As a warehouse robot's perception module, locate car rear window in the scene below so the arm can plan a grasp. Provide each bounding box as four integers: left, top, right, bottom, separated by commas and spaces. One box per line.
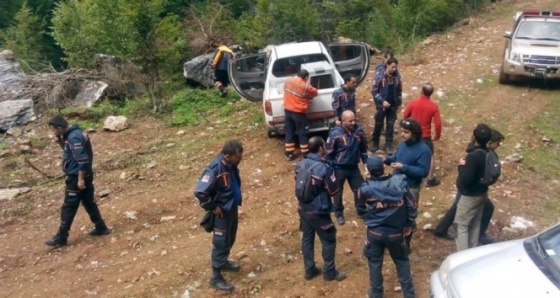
271, 54, 330, 77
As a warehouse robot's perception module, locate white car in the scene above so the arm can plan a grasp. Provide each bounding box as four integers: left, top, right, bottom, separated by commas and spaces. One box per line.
228, 41, 370, 138
430, 222, 560, 298
499, 10, 560, 84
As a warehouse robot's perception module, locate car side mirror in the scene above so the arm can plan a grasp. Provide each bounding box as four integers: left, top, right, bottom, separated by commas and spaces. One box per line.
503, 31, 512, 39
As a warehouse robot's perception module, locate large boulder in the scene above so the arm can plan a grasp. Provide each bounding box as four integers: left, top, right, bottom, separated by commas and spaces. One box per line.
0, 50, 26, 102
0, 99, 35, 132
183, 45, 243, 88
74, 80, 109, 108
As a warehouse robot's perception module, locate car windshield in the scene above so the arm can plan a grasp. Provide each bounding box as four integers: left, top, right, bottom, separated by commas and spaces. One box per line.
515, 21, 560, 41
537, 223, 560, 268
271, 54, 330, 77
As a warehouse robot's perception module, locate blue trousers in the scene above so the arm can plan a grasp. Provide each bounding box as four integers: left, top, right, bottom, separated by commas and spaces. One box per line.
299, 208, 337, 277
211, 206, 238, 269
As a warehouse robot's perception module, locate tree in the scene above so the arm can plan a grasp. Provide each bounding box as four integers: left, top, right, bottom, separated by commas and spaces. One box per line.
0, 1, 46, 72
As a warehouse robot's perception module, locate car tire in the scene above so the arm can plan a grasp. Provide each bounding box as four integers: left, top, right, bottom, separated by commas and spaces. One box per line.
267, 128, 277, 139
498, 68, 510, 85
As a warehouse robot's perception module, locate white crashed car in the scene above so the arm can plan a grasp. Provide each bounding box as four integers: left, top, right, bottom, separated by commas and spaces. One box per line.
430, 221, 560, 298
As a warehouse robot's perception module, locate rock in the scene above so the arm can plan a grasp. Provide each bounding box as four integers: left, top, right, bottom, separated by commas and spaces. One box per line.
435, 90, 445, 99
259, 240, 267, 246
146, 162, 157, 169
160, 250, 168, 256
505, 153, 523, 162
0, 187, 31, 201
542, 136, 553, 143
342, 248, 352, 255
476, 78, 483, 84
421, 36, 437, 46
86, 128, 97, 133
160, 216, 176, 222
180, 289, 190, 298
19, 145, 31, 154
98, 190, 110, 198
423, 224, 433, 230
176, 130, 185, 135
183, 53, 222, 88
394, 286, 402, 292
0, 99, 35, 132
248, 271, 257, 278
6, 127, 23, 137
103, 116, 128, 132
423, 212, 432, 219
120, 172, 126, 180
124, 211, 137, 220
0, 50, 26, 102
74, 80, 108, 108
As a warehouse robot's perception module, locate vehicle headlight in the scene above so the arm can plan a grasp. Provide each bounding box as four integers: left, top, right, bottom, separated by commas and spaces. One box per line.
438, 258, 451, 288
509, 52, 520, 62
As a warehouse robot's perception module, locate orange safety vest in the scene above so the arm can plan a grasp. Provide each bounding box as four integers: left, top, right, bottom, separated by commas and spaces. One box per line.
283, 76, 318, 113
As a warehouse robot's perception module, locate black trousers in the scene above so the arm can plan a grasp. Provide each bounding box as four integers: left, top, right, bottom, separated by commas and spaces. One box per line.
299, 208, 337, 276
211, 206, 239, 269
332, 165, 366, 218
434, 192, 494, 236
58, 175, 106, 238
284, 110, 310, 155
372, 107, 397, 145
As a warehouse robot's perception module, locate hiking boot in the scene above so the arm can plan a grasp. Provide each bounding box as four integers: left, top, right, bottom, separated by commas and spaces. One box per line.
44, 235, 68, 247
222, 260, 240, 272
433, 230, 454, 241
304, 266, 321, 280
209, 275, 233, 292
371, 142, 379, 152
89, 227, 110, 236
385, 142, 393, 155
479, 234, 495, 245
336, 216, 345, 225
324, 270, 346, 282
426, 177, 441, 187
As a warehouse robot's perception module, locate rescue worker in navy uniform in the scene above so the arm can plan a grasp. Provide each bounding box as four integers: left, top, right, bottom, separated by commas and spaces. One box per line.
194, 140, 244, 292
331, 74, 358, 125
45, 115, 109, 247
326, 110, 369, 225
211, 38, 236, 97
296, 136, 346, 282
283, 69, 319, 160
371, 57, 403, 154
360, 155, 417, 298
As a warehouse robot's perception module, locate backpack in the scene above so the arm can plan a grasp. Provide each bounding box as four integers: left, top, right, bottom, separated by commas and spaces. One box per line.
476, 149, 501, 186
295, 161, 322, 203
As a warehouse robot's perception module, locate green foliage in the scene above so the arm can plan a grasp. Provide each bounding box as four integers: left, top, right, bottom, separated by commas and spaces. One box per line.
0, 140, 9, 151
0, 1, 46, 72
168, 89, 242, 126
394, 0, 464, 38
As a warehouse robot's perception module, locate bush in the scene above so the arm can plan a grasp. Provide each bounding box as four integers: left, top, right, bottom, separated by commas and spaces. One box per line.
168, 88, 240, 126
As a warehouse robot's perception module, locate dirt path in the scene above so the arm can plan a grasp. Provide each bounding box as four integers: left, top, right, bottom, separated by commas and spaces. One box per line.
2, 0, 560, 297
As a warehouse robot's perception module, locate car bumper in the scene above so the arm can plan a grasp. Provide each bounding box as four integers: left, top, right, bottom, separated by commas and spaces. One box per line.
502, 59, 560, 78
430, 271, 445, 298
266, 112, 335, 135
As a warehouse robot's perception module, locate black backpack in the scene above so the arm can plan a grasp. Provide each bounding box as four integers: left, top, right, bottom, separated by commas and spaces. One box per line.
295, 161, 322, 203
476, 149, 501, 186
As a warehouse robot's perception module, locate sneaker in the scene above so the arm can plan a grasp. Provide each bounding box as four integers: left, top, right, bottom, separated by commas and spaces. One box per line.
304, 266, 321, 280
324, 270, 346, 282
433, 230, 454, 241
426, 177, 441, 187
336, 216, 345, 225
89, 227, 110, 236
479, 234, 495, 245
44, 235, 68, 247
222, 260, 240, 272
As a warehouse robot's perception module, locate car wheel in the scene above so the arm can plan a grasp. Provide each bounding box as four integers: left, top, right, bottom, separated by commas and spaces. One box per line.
498, 67, 510, 85
267, 128, 277, 138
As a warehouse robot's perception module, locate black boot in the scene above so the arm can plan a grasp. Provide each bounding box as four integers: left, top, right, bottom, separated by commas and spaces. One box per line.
385, 141, 393, 155
89, 226, 110, 236
222, 260, 240, 272
209, 267, 233, 292
44, 234, 67, 247
371, 141, 379, 152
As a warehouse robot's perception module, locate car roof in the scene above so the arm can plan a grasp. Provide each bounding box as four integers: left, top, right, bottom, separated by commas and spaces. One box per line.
272, 42, 325, 59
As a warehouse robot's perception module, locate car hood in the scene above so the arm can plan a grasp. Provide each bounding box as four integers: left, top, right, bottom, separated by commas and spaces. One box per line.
447, 239, 559, 297
513, 39, 560, 56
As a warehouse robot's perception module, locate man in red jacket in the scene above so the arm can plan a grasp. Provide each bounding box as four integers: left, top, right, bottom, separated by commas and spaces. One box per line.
403, 83, 442, 187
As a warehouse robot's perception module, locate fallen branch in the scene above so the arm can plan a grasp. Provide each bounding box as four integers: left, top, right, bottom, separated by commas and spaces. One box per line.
24, 157, 58, 179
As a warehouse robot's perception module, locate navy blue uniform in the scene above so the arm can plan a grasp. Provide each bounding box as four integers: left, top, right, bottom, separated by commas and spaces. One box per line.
58, 124, 106, 239
194, 153, 242, 269
326, 125, 368, 218
359, 174, 417, 298
371, 69, 403, 148
331, 85, 356, 122
295, 153, 340, 277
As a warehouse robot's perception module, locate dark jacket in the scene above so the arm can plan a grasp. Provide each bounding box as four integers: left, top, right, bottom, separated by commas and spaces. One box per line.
62, 124, 93, 176
371, 66, 402, 109
456, 144, 488, 196
331, 85, 356, 121
295, 153, 339, 214
194, 153, 242, 212
374, 62, 401, 78
360, 174, 417, 234
325, 125, 368, 167
384, 139, 431, 187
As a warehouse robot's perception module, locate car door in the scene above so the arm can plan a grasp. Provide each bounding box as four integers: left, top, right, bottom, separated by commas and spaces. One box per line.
228, 53, 266, 102
328, 43, 370, 85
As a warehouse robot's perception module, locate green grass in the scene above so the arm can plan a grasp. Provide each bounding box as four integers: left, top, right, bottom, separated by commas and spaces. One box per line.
0, 140, 9, 151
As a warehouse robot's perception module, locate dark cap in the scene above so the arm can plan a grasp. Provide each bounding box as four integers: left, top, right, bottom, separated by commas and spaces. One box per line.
48, 115, 68, 128
366, 156, 384, 175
